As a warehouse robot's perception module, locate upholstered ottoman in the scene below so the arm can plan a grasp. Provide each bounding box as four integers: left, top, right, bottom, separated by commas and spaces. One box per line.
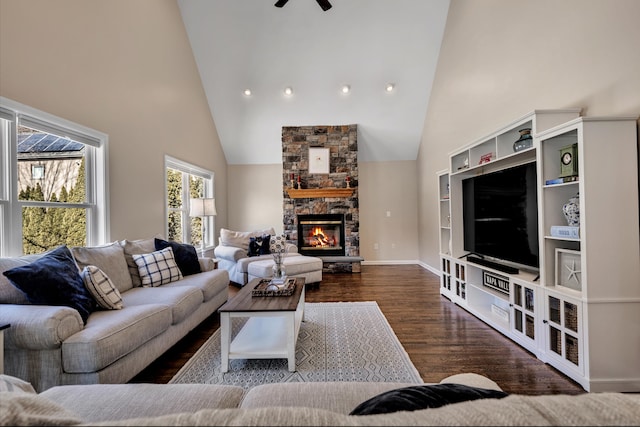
248, 255, 323, 287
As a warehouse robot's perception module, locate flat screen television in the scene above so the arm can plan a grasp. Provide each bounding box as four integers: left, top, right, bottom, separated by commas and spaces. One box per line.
462, 162, 539, 271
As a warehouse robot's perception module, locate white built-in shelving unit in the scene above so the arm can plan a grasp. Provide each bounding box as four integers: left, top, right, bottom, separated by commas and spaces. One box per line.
437, 110, 640, 392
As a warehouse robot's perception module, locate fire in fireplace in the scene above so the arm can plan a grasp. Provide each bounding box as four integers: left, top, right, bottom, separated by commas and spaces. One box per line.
297, 214, 345, 257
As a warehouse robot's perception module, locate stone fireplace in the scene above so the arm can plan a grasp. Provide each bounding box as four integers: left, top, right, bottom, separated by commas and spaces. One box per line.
281, 125, 361, 272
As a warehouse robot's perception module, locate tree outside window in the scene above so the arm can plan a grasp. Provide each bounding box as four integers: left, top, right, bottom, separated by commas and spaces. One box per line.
18, 126, 88, 254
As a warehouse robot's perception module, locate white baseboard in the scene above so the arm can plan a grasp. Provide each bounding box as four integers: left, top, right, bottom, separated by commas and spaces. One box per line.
361, 260, 440, 276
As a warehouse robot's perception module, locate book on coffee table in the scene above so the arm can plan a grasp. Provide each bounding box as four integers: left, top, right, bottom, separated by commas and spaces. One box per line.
251, 278, 297, 297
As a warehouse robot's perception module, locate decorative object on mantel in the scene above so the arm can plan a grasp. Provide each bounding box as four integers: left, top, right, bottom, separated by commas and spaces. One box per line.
287, 187, 354, 199
296, 174, 301, 189
289, 173, 295, 189
562, 193, 580, 227
513, 128, 533, 152
269, 234, 288, 284
346, 175, 351, 188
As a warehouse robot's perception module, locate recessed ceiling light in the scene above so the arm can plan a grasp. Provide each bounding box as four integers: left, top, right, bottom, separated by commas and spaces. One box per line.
284, 86, 293, 96
243, 89, 252, 96
385, 83, 395, 92
341, 84, 350, 94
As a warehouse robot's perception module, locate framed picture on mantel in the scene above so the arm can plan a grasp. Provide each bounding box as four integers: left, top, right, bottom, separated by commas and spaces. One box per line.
309, 147, 329, 174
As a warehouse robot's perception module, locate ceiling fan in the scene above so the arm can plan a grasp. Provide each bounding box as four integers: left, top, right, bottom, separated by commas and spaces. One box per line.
274, 0, 333, 12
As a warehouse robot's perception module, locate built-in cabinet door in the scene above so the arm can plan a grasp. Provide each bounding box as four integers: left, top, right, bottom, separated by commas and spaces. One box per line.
510, 280, 539, 353
544, 293, 584, 375
440, 256, 453, 298
453, 262, 467, 305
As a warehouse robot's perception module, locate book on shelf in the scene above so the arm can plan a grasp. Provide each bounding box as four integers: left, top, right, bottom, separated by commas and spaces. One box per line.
545, 176, 579, 185
550, 225, 580, 239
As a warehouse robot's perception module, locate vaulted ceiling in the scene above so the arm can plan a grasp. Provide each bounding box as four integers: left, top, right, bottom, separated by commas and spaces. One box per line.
178, 0, 450, 165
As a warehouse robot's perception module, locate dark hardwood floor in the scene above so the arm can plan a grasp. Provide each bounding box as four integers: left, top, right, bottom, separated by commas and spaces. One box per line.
131, 264, 585, 396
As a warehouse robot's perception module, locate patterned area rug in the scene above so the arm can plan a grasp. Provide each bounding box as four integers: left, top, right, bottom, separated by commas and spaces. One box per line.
169, 301, 423, 390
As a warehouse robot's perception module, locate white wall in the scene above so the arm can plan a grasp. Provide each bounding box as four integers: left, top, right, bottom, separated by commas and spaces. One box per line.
226, 164, 284, 234
359, 161, 419, 262
0, 0, 228, 242
418, 0, 640, 270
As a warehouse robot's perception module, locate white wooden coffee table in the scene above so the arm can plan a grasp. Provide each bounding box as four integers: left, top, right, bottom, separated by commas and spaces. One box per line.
218, 277, 305, 372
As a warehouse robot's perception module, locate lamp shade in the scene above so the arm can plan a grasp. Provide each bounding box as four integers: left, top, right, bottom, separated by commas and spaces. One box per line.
189, 198, 217, 217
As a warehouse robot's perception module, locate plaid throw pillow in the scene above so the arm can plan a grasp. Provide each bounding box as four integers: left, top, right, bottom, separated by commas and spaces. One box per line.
132, 247, 183, 287
81, 265, 124, 310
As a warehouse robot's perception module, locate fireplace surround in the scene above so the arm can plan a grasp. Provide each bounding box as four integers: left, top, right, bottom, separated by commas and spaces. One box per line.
281, 125, 362, 272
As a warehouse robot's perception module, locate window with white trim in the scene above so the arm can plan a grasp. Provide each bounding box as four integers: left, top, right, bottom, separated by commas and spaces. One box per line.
0, 97, 108, 257
164, 155, 214, 253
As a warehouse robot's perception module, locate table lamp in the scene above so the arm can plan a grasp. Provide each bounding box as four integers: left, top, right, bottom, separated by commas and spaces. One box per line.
189, 198, 217, 255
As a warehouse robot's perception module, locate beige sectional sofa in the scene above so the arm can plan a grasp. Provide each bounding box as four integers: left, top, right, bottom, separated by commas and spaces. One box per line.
2, 373, 639, 426
0, 236, 229, 392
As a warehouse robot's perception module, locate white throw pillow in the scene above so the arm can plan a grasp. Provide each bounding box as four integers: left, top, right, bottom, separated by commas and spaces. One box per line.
81, 265, 124, 310
132, 246, 183, 287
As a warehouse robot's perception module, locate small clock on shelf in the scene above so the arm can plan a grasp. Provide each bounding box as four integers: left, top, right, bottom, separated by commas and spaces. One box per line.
559, 143, 579, 178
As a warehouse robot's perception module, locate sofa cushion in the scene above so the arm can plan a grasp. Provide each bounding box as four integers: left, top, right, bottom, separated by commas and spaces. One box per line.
3, 245, 95, 324
61, 304, 172, 373
133, 247, 183, 287
119, 237, 159, 287
163, 268, 229, 302
121, 285, 203, 325
0, 253, 45, 304
0, 392, 83, 426
349, 383, 508, 415
220, 227, 276, 251
81, 265, 124, 310
241, 382, 420, 414
41, 383, 246, 423
154, 238, 201, 276
72, 242, 134, 293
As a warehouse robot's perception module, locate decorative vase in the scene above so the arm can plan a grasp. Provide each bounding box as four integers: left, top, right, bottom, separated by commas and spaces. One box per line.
562, 193, 580, 226
272, 261, 286, 284
513, 128, 533, 152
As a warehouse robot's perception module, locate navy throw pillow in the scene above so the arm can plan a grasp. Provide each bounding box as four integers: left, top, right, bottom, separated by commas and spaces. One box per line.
248, 234, 271, 257
349, 383, 508, 415
2, 245, 95, 324
154, 238, 201, 276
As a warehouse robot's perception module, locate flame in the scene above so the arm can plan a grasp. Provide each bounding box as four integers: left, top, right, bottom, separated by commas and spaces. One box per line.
310, 226, 334, 247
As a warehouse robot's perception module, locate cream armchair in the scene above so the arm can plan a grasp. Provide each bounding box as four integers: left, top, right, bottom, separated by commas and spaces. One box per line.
214, 228, 299, 286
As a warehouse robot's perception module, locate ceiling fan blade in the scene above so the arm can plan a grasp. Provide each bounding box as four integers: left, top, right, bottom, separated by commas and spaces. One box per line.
316, 0, 332, 11
274, 0, 289, 7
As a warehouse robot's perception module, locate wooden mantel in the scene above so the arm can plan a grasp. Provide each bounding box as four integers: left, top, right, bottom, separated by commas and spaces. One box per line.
286, 187, 354, 199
